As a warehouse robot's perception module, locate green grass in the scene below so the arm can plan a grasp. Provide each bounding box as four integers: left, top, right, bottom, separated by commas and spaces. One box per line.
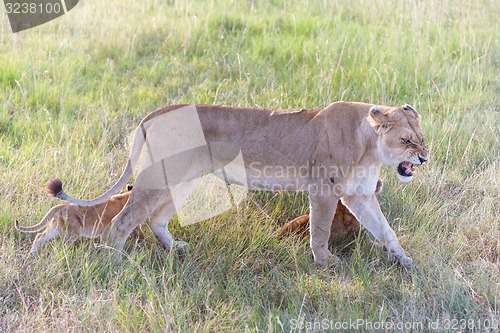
1, 0, 499, 331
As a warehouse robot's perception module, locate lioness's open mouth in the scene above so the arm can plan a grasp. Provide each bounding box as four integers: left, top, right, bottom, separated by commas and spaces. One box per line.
397, 161, 414, 178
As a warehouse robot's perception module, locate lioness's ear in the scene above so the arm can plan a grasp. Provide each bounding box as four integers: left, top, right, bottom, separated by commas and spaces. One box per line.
367, 107, 390, 134
368, 107, 386, 124
403, 104, 421, 123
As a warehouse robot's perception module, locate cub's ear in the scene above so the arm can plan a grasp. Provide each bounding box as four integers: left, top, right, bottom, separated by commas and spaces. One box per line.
403, 104, 421, 123
367, 107, 390, 134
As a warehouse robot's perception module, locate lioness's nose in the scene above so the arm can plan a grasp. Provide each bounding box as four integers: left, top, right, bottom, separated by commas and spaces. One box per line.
418, 155, 428, 164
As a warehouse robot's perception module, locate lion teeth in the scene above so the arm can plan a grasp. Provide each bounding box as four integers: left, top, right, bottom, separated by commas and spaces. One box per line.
404, 162, 413, 175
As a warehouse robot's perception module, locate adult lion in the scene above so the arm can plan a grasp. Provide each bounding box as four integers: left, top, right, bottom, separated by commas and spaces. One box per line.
47, 102, 428, 266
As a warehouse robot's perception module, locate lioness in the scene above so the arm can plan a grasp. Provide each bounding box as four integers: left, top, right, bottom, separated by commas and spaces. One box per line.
279, 179, 383, 242
47, 102, 428, 266
16, 184, 142, 254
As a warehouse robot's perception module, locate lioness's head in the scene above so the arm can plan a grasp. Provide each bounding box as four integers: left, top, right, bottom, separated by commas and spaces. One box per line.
368, 104, 429, 183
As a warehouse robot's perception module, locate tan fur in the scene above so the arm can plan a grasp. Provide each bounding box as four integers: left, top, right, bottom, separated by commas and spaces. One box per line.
49, 102, 428, 266
16, 187, 142, 254
279, 179, 383, 242
279, 203, 360, 242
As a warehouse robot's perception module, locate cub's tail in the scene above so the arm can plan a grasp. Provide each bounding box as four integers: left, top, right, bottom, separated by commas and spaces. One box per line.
15, 207, 56, 233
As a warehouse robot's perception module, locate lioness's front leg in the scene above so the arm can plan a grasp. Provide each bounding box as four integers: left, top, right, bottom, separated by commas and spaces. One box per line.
341, 194, 413, 266
309, 192, 338, 266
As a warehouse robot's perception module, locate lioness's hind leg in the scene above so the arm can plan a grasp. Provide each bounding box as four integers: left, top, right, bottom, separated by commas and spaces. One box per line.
148, 183, 196, 252
149, 199, 187, 251
106, 189, 166, 251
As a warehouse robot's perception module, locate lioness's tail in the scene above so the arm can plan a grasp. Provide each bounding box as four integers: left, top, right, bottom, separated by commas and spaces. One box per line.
46, 123, 145, 207
15, 208, 56, 233
278, 214, 310, 238
45, 160, 133, 207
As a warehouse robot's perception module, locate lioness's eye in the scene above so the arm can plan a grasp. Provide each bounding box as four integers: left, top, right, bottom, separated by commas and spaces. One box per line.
401, 138, 412, 145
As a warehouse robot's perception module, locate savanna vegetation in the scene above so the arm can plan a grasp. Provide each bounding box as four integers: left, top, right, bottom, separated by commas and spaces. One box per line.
0, 0, 498, 331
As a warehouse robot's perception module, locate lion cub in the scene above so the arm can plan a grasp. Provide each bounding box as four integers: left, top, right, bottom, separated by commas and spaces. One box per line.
279, 179, 383, 243
16, 184, 142, 254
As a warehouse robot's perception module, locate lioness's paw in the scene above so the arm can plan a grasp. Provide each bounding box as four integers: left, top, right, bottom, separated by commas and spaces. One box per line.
314, 254, 342, 267
174, 241, 190, 254
313, 249, 341, 267
391, 252, 414, 267
400, 255, 414, 267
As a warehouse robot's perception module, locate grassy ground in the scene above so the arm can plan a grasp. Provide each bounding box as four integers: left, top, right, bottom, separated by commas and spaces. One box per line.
1, 0, 499, 331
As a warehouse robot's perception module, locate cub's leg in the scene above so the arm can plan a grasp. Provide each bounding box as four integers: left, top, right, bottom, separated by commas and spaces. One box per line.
64, 232, 80, 248
308, 192, 338, 266
341, 194, 413, 266
30, 225, 61, 255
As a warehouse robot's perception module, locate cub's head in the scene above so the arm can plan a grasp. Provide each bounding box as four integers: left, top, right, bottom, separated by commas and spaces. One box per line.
368, 104, 429, 183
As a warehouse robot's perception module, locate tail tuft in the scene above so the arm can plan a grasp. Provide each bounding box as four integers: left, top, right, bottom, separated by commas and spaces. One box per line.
15, 220, 20, 230
45, 178, 63, 197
